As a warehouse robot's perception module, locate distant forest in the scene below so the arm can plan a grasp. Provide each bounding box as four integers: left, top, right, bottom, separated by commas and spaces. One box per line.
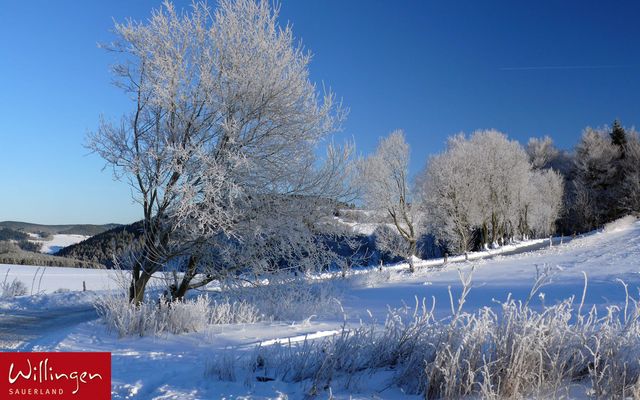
55, 221, 145, 268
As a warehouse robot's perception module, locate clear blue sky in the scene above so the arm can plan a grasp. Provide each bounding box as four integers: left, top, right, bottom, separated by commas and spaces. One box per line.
1, 0, 639, 224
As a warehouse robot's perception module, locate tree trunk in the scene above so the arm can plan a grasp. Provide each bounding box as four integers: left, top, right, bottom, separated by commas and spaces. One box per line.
482, 222, 488, 249
129, 270, 152, 305
171, 255, 199, 301
407, 239, 417, 273
491, 213, 498, 246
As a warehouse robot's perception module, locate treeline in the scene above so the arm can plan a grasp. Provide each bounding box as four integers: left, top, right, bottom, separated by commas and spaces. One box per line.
359, 121, 640, 260
418, 130, 563, 254
0, 241, 101, 268
558, 121, 640, 233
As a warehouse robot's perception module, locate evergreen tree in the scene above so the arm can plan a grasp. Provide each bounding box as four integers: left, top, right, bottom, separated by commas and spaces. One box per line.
572, 128, 618, 230
610, 120, 627, 152
619, 131, 640, 214
609, 120, 629, 217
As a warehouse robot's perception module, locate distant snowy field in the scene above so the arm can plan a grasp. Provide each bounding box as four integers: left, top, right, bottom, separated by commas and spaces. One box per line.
1, 217, 640, 399
28, 233, 89, 254
0, 264, 120, 296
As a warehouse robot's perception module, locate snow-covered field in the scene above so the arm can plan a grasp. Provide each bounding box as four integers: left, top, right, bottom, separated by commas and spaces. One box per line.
28, 233, 89, 254
1, 217, 640, 399
0, 264, 120, 297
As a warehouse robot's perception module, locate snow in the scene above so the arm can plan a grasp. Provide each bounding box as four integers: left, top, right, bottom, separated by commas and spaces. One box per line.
29, 233, 89, 254
1, 219, 640, 398
0, 264, 122, 298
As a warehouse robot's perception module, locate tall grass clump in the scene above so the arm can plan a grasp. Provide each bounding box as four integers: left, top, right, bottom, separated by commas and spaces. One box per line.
1, 269, 28, 298
95, 294, 261, 337
208, 272, 640, 399
1, 276, 28, 298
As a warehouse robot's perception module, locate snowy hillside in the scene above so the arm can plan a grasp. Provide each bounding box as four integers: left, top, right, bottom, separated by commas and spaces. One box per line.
1, 217, 639, 398
28, 233, 89, 254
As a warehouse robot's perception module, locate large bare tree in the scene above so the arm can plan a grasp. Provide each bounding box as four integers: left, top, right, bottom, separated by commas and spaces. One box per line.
90, 0, 352, 303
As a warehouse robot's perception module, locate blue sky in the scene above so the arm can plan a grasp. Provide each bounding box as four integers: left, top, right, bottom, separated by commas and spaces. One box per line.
1, 1, 639, 224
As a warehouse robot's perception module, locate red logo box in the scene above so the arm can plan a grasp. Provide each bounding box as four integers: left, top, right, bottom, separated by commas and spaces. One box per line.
0, 352, 110, 399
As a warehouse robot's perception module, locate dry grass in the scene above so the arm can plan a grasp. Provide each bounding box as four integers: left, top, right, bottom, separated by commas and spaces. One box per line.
208, 271, 640, 399
95, 295, 261, 337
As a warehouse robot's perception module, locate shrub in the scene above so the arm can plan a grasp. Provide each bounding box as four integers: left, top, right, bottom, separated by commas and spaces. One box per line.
1, 278, 28, 298
95, 294, 261, 337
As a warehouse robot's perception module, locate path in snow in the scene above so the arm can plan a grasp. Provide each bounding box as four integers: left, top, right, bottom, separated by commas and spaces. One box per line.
0, 305, 97, 350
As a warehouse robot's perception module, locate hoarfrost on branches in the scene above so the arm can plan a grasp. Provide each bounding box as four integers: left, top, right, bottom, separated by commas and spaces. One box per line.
358, 130, 420, 271
90, 0, 354, 302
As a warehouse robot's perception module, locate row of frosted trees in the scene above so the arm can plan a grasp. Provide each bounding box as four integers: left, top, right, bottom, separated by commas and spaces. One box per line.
359, 122, 640, 262
359, 130, 564, 259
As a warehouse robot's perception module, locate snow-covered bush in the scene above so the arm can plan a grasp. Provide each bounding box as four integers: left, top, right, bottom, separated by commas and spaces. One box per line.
208, 299, 263, 325
209, 278, 640, 398
1, 277, 27, 298
94, 294, 260, 337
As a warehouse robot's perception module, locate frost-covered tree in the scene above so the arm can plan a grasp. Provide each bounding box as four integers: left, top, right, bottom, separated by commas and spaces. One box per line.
526, 136, 574, 175
358, 130, 419, 271
525, 169, 564, 237
90, 0, 353, 303
571, 127, 619, 230
468, 130, 531, 246
527, 136, 559, 170
418, 130, 563, 253
416, 135, 481, 253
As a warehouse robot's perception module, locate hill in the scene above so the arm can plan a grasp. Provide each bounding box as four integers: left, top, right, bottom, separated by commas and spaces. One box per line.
55, 221, 144, 267
0, 221, 121, 237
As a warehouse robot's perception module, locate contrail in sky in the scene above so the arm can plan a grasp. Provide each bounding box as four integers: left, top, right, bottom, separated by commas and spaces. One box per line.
499, 64, 635, 71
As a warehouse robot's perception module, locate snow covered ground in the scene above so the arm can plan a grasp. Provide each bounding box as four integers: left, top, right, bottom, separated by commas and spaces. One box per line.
1, 217, 640, 399
28, 233, 89, 254
0, 264, 121, 297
